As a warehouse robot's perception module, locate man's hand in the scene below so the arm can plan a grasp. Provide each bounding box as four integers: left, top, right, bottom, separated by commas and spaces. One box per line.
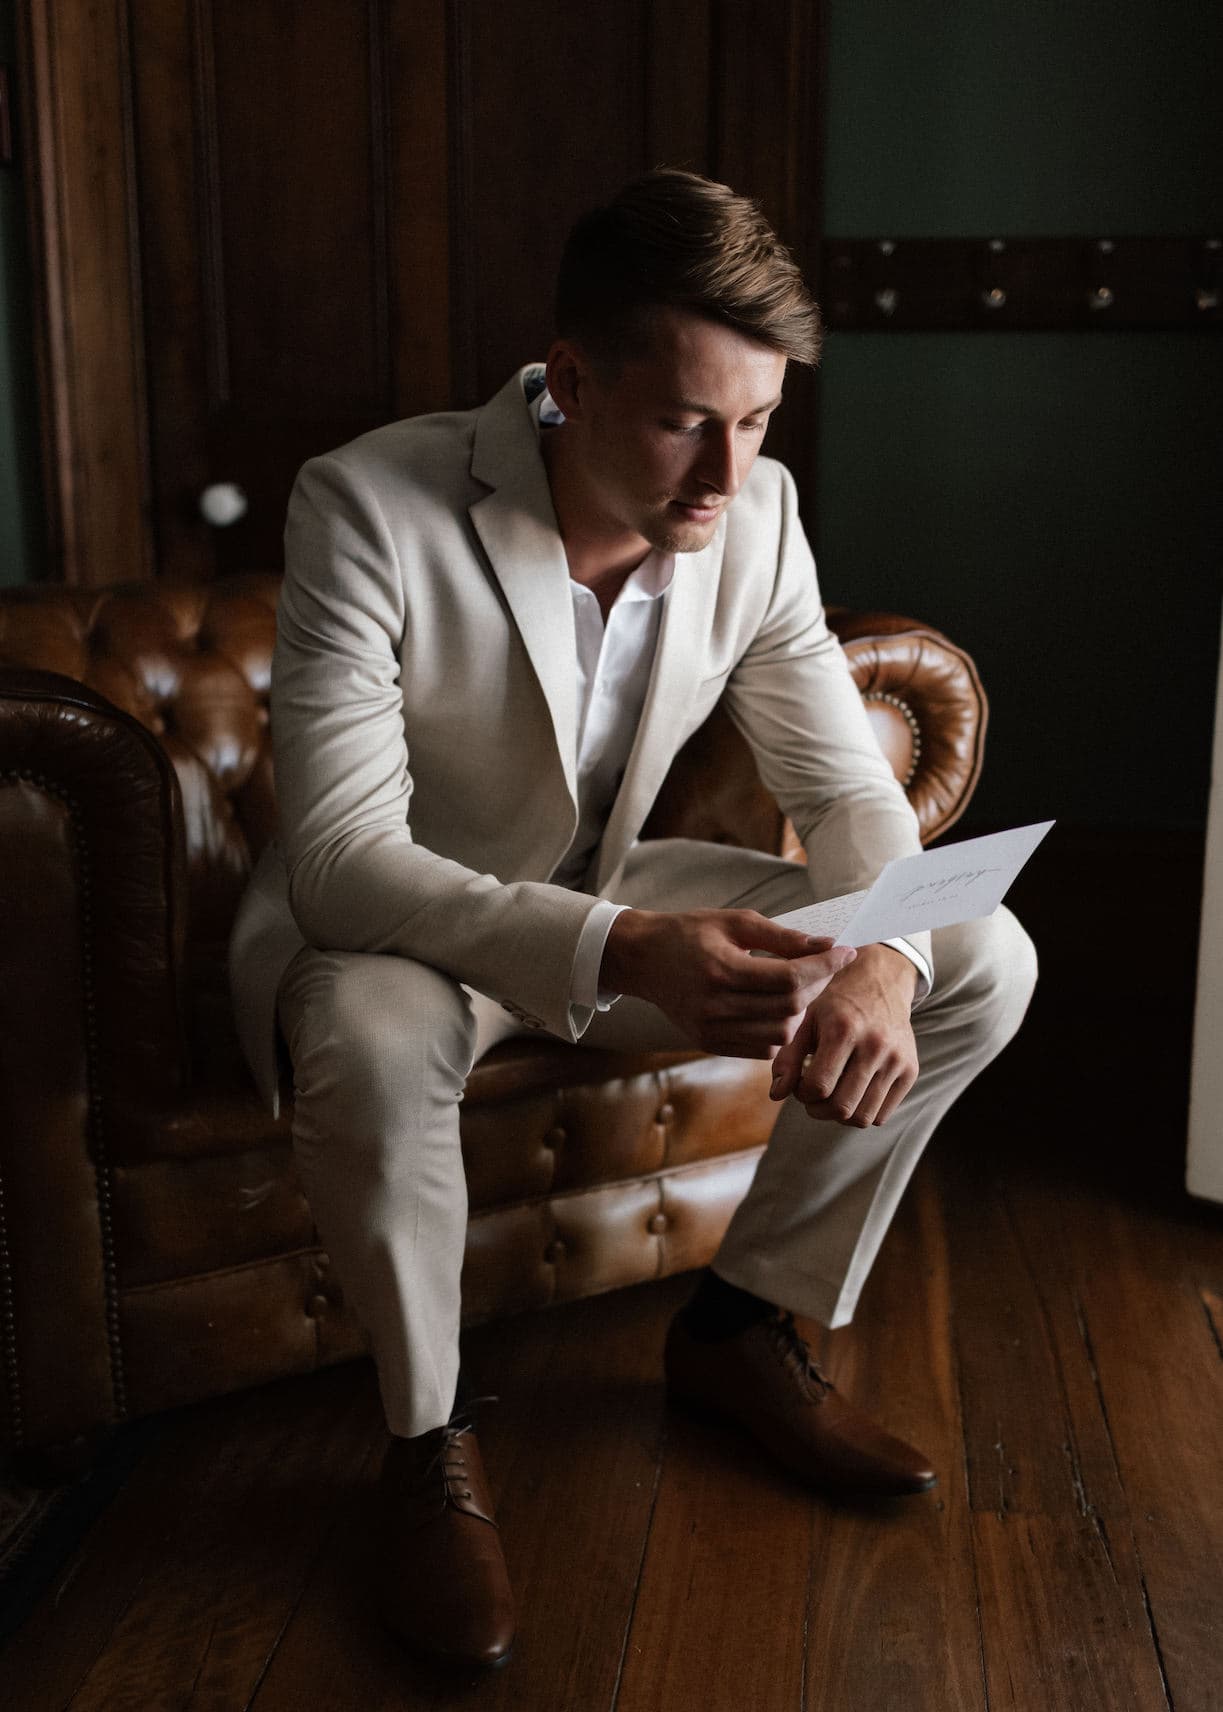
769, 944, 919, 1127
600, 908, 857, 1059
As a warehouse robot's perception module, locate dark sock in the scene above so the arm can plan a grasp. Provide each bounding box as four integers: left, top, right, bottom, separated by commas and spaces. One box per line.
682, 1269, 773, 1341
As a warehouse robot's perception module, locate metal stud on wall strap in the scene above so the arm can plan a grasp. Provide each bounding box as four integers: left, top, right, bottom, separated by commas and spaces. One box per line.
823, 235, 1223, 331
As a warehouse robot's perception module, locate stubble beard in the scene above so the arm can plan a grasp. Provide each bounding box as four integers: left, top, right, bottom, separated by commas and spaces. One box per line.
645, 508, 724, 557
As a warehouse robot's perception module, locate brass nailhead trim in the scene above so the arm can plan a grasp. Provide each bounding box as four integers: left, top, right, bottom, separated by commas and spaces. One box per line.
861, 692, 923, 790
0, 767, 129, 1446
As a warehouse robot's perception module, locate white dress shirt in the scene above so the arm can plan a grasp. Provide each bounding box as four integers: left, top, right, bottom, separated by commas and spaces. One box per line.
528, 381, 930, 1014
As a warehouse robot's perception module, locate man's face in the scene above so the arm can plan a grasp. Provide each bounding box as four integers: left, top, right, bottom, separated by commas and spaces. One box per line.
555, 308, 787, 556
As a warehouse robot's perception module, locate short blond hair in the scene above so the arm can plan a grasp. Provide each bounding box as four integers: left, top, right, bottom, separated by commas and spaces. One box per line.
555, 169, 822, 367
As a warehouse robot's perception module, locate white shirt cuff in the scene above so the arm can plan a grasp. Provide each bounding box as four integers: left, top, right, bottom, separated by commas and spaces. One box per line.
570, 900, 630, 1014
881, 937, 931, 1002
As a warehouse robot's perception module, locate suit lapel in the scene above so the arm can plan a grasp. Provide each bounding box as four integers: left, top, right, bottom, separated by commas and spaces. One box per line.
593, 531, 724, 892
469, 370, 579, 805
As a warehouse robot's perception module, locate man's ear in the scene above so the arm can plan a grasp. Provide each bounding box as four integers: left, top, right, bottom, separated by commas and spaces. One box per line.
544, 339, 591, 422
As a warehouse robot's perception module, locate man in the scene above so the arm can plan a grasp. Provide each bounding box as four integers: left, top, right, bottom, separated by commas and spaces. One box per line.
230, 170, 1036, 1671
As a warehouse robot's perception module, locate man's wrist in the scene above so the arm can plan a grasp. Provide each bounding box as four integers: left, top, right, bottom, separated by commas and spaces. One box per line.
599, 907, 655, 998
838, 940, 919, 1004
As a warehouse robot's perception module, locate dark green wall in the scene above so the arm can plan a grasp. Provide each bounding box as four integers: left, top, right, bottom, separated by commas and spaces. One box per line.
0, 0, 42, 586
816, 0, 1223, 827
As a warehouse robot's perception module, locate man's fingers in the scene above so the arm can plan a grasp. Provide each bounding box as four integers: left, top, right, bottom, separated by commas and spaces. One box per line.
797, 1034, 855, 1104
813, 1062, 890, 1127
768, 1026, 811, 1099
730, 912, 840, 961
725, 942, 856, 995
703, 1020, 805, 1058
800, 1054, 918, 1126
709, 988, 819, 1023
874, 1064, 918, 1126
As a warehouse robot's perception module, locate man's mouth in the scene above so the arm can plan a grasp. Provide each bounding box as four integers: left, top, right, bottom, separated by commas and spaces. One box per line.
670, 500, 721, 523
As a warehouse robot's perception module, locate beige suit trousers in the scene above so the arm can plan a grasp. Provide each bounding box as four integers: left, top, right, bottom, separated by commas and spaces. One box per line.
276, 839, 1036, 1437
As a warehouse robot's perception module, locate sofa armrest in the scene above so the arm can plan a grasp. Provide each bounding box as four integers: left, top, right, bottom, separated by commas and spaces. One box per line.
826, 608, 988, 844
0, 667, 189, 1450
644, 608, 988, 853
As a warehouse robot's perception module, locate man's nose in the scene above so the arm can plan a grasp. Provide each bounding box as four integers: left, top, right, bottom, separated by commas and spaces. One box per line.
696, 427, 740, 497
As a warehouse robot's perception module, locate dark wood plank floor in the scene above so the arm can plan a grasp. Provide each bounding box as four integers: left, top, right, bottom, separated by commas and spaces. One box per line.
2, 828, 1220, 1710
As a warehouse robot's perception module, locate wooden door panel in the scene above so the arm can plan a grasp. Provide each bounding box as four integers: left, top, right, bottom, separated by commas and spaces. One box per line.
24, 0, 825, 585
135, 0, 413, 576
456, 0, 653, 401
212, 0, 382, 415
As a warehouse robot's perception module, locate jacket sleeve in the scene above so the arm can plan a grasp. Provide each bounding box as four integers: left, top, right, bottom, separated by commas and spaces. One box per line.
718, 463, 933, 983
272, 451, 603, 1039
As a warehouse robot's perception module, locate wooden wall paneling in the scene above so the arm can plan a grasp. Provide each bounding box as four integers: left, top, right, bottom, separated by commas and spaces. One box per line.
19, 0, 153, 586
209, 1, 381, 417
203, 0, 381, 576
23, 0, 832, 584
643, 0, 713, 173
460, 0, 653, 402
128, 0, 215, 585
709, 0, 825, 514
386, 1, 452, 418
442, 0, 477, 409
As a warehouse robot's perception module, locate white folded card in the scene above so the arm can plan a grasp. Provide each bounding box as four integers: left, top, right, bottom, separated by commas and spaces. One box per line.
772, 821, 1054, 946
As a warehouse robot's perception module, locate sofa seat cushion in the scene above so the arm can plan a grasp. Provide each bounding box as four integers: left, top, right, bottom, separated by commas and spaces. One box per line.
112, 1040, 779, 1289
461, 1040, 777, 1211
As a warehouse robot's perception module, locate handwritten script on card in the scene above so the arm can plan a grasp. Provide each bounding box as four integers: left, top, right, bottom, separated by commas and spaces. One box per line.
772, 821, 1054, 947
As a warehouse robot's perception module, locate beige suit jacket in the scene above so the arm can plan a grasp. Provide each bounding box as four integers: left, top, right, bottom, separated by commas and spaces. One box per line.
229, 366, 927, 1112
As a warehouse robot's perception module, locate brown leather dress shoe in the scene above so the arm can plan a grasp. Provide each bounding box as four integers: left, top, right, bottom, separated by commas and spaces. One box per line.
664, 1305, 937, 1497
375, 1410, 515, 1669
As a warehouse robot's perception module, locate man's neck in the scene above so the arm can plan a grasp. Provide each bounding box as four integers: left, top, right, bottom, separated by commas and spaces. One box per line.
541, 426, 649, 619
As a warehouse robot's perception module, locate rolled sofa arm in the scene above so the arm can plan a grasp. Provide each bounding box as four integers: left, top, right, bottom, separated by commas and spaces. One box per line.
827, 608, 988, 844
0, 668, 189, 1452
643, 609, 988, 853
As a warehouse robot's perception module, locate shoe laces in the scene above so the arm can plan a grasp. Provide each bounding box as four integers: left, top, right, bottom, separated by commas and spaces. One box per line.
764, 1311, 834, 1401
424, 1394, 498, 1502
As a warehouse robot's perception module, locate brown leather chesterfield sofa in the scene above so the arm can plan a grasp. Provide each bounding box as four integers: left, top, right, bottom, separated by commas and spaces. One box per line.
0, 575, 986, 1459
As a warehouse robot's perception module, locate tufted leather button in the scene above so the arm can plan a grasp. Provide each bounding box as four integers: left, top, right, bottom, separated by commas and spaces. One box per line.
655, 1103, 675, 1124
543, 1126, 566, 1149
648, 1213, 669, 1235
315, 1252, 330, 1271
544, 1240, 566, 1265
307, 1293, 330, 1318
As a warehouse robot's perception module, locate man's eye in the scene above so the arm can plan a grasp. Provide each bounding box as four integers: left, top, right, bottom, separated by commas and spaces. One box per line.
663, 420, 701, 433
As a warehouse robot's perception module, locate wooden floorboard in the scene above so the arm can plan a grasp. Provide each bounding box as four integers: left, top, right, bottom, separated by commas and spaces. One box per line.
972, 1511, 1170, 1712
612, 1399, 813, 1712
801, 1171, 986, 1712
1046, 1201, 1223, 1712
0, 1363, 376, 1712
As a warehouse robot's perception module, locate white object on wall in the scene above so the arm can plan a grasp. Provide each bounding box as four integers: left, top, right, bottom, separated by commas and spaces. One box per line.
1187, 604, 1223, 1204
198, 482, 248, 527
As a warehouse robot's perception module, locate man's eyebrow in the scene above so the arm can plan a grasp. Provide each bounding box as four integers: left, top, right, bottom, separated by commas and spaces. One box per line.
668, 395, 784, 417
